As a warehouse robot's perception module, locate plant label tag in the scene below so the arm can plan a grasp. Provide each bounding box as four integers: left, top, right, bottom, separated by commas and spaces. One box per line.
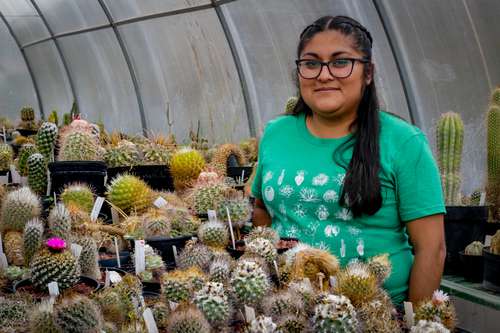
172, 245, 178, 259
111, 208, 120, 224
0, 253, 8, 269
153, 196, 168, 208
207, 209, 217, 222
1, 127, 5, 143
70, 243, 83, 259
404, 301, 414, 327
109, 270, 122, 284
0, 174, 8, 185
480, 192, 486, 206
139, 295, 145, 308
169, 301, 178, 311
9, 165, 21, 184
46, 169, 51, 196
90, 196, 105, 222
135, 240, 146, 274
303, 278, 312, 289
104, 270, 110, 288
114, 237, 121, 268
485, 235, 492, 247
329, 276, 337, 290
226, 207, 236, 249
143, 308, 159, 333
48, 281, 60, 297
244, 305, 256, 322
273, 260, 279, 277
0, 233, 3, 254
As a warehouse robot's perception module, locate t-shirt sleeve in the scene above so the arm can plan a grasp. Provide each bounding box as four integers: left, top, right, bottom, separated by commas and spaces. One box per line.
251, 135, 265, 200
394, 133, 446, 222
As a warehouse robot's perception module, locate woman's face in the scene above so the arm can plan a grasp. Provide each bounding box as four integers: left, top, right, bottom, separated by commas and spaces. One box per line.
298, 29, 371, 120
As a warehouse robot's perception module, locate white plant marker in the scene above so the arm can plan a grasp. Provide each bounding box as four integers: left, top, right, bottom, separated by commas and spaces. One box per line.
226, 207, 236, 249
10, 165, 20, 184
48, 281, 60, 300
70, 243, 83, 259
172, 245, 178, 261
329, 276, 337, 290
0, 173, 7, 185
0, 253, 8, 269
114, 237, 121, 268
404, 301, 414, 327
109, 271, 122, 284
90, 196, 105, 222
2, 127, 6, 143
273, 260, 279, 278
111, 208, 120, 224
104, 270, 111, 288
480, 192, 486, 206
207, 209, 217, 222
169, 301, 178, 311
485, 235, 492, 247
46, 169, 51, 196
143, 308, 159, 333
153, 196, 168, 208
244, 305, 256, 322
135, 240, 146, 274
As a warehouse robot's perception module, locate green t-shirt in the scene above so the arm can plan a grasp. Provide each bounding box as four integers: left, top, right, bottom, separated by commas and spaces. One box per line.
251, 111, 445, 304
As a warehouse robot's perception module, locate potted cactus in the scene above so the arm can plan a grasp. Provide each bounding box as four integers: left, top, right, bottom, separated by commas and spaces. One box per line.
436, 112, 488, 274
483, 230, 500, 291
486, 86, 500, 225
459, 241, 484, 282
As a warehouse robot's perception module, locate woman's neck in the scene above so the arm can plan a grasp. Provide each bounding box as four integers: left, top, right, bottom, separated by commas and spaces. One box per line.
306, 111, 356, 139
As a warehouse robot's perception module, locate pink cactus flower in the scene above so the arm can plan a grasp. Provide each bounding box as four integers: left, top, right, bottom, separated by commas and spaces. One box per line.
46, 237, 66, 251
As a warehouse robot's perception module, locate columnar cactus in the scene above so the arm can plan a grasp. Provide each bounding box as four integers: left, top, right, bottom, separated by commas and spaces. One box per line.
36, 121, 58, 162
312, 294, 359, 333
17, 143, 38, 176
487, 87, 500, 221
20, 106, 35, 121
27, 153, 47, 195
48, 203, 72, 239
198, 221, 229, 248
284, 96, 299, 114
73, 236, 100, 280
436, 112, 464, 205
0, 143, 13, 172
1, 186, 41, 232
194, 281, 231, 326
23, 217, 44, 265
230, 259, 270, 306
106, 174, 152, 214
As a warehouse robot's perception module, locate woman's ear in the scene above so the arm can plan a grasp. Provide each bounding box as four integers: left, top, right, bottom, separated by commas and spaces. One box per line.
365, 62, 374, 85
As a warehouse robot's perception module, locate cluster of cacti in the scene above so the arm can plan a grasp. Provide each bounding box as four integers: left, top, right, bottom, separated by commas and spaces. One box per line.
48, 203, 72, 239
30, 239, 80, 290
194, 281, 231, 326
246, 226, 280, 245
168, 207, 201, 237
104, 139, 141, 167
0, 296, 31, 331
16, 143, 38, 176
23, 217, 44, 265
73, 236, 100, 280
464, 240, 484, 255
216, 188, 252, 228
490, 230, 500, 255
27, 152, 47, 195
161, 266, 206, 303
197, 221, 229, 248
414, 290, 456, 331
239, 137, 258, 165
230, 259, 270, 306
246, 237, 278, 263
191, 181, 227, 215
436, 111, 464, 205
0, 143, 13, 172
141, 141, 171, 165
58, 130, 102, 161
142, 208, 171, 237
170, 148, 206, 190
36, 121, 58, 161
60, 183, 94, 213
19, 106, 38, 130
106, 174, 152, 213
210, 143, 247, 176
1, 186, 40, 232
312, 294, 359, 332
487, 86, 500, 221
2, 265, 28, 281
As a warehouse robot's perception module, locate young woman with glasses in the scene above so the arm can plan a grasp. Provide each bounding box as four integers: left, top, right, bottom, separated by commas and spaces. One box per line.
251, 15, 446, 305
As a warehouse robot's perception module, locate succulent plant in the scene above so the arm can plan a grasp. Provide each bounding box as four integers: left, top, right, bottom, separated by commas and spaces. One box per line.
231, 259, 270, 306
284, 96, 298, 114
248, 315, 278, 333
166, 304, 211, 333
464, 241, 484, 256
48, 109, 59, 125
289, 247, 339, 291
1, 186, 41, 232
27, 152, 47, 195
3, 265, 28, 281
198, 221, 229, 248
30, 239, 80, 290
491, 230, 500, 255
410, 320, 450, 333
168, 207, 201, 237
367, 253, 392, 285
73, 236, 100, 280
247, 226, 280, 246
3, 231, 24, 265
17, 143, 38, 176
357, 289, 401, 333
191, 181, 227, 215
312, 294, 360, 333
29, 300, 60, 333
177, 240, 213, 271
210, 143, 247, 177
60, 183, 95, 214
276, 314, 308, 333
48, 203, 72, 239
170, 148, 206, 190
436, 112, 464, 205
20, 106, 35, 121
487, 89, 500, 221
142, 208, 171, 238
23, 217, 44, 265
58, 130, 102, 161
335, 262, 377, 308
36, 121, 58, 162
209, 256, 233, 284
246, 237, 278, 263
217, 188, 252, 229
0, 296, 30, 331
263, 289, 304, 320
161, 267, 206, 303
194, 281, 231, 326
239, 137, 258, 165
54, 294, 102, 333
414, 290, 456, 331
140, 141, 171, 165
106, 174, 152, 214
0, 143, 13, 172
104, 140, 141, 167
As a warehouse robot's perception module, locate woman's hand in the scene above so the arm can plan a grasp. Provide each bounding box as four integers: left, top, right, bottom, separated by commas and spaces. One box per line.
252, 198, 272, 227
406, 214, 446, 304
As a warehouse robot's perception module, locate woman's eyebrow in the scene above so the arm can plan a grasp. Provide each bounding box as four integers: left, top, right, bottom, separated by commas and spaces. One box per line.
301, 51, 352, 58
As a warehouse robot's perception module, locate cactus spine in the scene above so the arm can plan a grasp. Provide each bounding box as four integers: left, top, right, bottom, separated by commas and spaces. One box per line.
54, 295, 102, 333
106, 174, 152, 214
27, 153, 47, 195
17, 143, 38, 176
1, 186, 41, 232
194, 281, 231, 326
73, 236, 100, 280
487, 87, 500, 221
436, 112, 464, 205
23, 218, 44, 265
48, 203, 72, 239
36, 121, 58, 162
0, 143, 13, 172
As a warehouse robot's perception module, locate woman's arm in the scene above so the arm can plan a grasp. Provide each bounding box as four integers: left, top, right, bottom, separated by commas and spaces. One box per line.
252, 198, 272, 227
406, 214, 446, 304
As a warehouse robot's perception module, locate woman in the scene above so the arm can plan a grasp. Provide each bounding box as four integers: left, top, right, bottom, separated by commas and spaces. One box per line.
251, 15, 446, 305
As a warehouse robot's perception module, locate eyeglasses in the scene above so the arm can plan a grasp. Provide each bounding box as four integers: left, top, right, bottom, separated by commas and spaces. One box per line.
295, 58, 369, 79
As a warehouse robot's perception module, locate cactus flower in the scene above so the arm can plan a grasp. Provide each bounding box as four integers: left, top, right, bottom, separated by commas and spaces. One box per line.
46, 237, 66, 251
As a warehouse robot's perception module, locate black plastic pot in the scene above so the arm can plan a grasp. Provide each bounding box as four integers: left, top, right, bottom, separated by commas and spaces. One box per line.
458, 251, 484, 282
485, 221, 500, 236
16, 128, 38, 137
98, 250, 131, 268
13, 276, 100, 293
107, 164, 174, 191
444, 205, 488, 275
227, 166, 253, 184
482, 247, 500, 292
227, 240, 245, 259
142, 281, 161, 293
145, 235, 193, 268
48, 161, 107, 196
142, 290, 161, 299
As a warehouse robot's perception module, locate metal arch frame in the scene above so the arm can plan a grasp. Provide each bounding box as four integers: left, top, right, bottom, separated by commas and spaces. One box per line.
0, 10, 44, 118
29, 0, 79, 118
97, 0, 148, 136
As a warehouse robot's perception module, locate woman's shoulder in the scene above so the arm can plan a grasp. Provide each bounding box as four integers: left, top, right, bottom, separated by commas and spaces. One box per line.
379, 110, 424, 143
261, 114, 298, 137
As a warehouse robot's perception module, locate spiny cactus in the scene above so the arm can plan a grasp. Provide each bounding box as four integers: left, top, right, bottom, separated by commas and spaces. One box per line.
464, 241, 484, 256
48, 203, 72, 239
239, 137, 258, 165
48, 110, 59, 125
194, 281, 231, 326
263, 289, 304, 320
210, 143, 247, 177
73, 236, 100, 280
469, 189, 482, 206
209, 257, 233, 283
168, 207, 201, 237
490, 230, 500, 255
30, 239, 80, 290
36, 121, 58, 162
436, 112, 464, 205
313, 294, 359, 333
414, 290, 456, 331
170, 148, 206, 190
20, 106, 35, 121
487, 89, 500, 221
54, 294, 102, 333
276, 314, 308, 333
143, 209, 171, 237
191, 182, 227, 215
3, 265, 28, 281
1, 186, 41, 232
284, 96, 299, 114
17, 143, 38, 176
166, 304, 211, 333
161, 267, 206, 303
141, 142, 171, 165
0, 143, 13, 172
357, 289, 401, 333
231, 259, 270, 306
58, 130, 102, 161
154, 191, 187, 208
246, 237, 278, 263
247, 226, 280, 246
217, 188, 252, 228
27, 152, 47, 195
335, 262, 377, 308
60, 183, 95, 214
248, 315, 277, 333
0, 296, 30, 331
29, 300, 60, 333
367, 253, 392, 285
177, 240, 213, 271
104, 140, 141, 167
3, 231, 24, 266
150, 301, 170, 329
410, 320, 450, 333
23, 217, 44, 265
290, 247, 339, 291
198, 221, 229, 248
106, 174, 152, 214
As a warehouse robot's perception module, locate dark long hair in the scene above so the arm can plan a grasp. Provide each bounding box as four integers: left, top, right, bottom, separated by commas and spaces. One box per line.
290, 15, 382, 217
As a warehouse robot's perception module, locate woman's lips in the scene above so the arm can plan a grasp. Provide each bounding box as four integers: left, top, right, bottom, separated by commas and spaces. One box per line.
314, 87, 340, 92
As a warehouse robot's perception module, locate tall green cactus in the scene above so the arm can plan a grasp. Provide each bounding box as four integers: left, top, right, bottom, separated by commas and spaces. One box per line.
436, 112, 464, 205
487, 87, 500, 221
